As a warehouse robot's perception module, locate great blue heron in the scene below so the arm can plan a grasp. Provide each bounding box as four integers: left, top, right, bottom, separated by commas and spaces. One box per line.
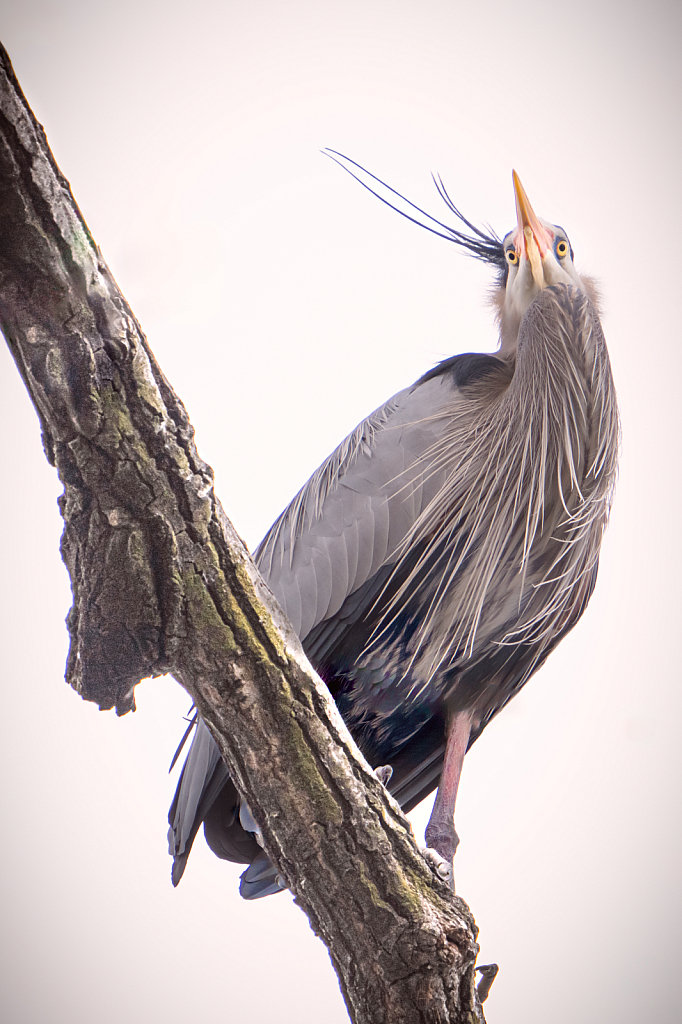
168, 157, 619, 898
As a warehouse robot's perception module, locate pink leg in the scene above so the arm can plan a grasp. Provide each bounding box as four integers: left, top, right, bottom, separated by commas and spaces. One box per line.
424, 709, 472, 887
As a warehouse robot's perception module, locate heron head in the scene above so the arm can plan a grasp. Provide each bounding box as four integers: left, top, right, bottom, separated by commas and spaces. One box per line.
321, 150, 600, 361
496, 171, 595, 357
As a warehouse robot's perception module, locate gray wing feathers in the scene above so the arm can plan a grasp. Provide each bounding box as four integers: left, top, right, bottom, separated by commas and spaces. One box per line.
293, 558, 318, 639
168, 719, 226, 859
255, 376, 461, 641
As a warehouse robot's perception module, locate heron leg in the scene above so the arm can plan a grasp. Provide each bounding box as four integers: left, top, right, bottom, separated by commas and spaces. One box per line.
424, 709, 471, 889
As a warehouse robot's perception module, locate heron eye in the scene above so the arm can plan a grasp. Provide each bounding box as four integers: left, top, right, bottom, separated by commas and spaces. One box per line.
506, 249, 518, 265
556, 240, 568, 258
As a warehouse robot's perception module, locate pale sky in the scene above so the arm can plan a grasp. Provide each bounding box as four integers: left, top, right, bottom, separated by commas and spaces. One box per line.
1, 2, 681, 1022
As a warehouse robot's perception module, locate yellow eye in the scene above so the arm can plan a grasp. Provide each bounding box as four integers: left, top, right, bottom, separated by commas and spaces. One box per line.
556, 239, 568, 258
506, 249, 518, 265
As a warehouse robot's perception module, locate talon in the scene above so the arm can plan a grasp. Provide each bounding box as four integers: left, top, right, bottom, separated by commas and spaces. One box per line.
420, 846, 454, 888
374, 764, 393, 786
476, 963, 499, 1003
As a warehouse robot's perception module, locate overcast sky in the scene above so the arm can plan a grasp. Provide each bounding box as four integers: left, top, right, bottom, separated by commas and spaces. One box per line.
1, 2, 681, 1022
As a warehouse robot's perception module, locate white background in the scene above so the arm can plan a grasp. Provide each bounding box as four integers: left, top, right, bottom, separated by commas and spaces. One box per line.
1, 2, 680, 1021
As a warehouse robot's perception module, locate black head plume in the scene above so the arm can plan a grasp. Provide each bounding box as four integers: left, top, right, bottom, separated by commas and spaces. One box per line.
323, 149, 506, 272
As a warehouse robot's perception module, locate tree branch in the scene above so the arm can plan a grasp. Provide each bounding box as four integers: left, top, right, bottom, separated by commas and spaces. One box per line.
0, 43, 488, 1022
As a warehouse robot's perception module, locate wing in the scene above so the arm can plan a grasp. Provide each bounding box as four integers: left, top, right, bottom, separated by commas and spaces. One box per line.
168, 353, 510, 890
255, 358, 505, 639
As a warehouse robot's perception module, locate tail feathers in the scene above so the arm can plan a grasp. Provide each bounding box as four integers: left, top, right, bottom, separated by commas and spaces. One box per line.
168, 717, 286, 899
239, 850, 287, 900
168, 719, 229, 885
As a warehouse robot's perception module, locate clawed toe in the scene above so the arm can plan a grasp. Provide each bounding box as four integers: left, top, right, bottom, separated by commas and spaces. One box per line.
374, 764, 393, 786
420, 846, 454, 888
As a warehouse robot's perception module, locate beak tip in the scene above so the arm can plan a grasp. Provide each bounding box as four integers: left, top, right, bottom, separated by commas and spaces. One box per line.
511, 171, 550, 264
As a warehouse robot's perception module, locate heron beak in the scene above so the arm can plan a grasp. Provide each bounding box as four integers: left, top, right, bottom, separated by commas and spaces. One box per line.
512, 171, 551, 289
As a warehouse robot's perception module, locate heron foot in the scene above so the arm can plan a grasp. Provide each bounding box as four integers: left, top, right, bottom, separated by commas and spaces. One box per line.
374, 764, 393, 786
420, 846, 454, 889
476, 963, 499, 1003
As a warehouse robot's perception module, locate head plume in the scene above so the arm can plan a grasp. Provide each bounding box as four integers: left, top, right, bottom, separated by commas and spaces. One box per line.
323, 149, 506, 272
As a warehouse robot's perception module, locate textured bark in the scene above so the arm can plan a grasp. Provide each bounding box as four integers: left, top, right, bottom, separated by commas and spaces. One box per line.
0, 43, 490, 1023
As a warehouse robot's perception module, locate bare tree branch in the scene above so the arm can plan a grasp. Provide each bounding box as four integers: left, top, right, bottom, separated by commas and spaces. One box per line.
0, 43, 489, 1022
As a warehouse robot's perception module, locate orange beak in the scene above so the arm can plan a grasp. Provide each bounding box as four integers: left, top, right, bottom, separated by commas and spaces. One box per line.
512, 171, 553, 287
